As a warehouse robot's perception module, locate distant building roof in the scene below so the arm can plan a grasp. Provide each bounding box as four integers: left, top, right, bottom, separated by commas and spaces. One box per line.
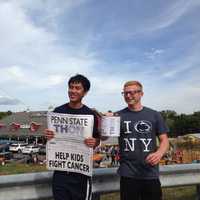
0, 111, 47, 137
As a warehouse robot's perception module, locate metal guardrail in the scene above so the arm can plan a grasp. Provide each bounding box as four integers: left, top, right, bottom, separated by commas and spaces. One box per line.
0, 164, 200, 200
0, 171, 52, 200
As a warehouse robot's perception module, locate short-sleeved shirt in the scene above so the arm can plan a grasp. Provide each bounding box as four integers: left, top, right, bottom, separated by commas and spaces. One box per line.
53, 103, 99, 138
117, 106, 168, 179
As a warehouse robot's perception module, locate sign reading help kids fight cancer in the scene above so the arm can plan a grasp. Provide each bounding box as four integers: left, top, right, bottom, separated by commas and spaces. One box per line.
46, 112, 94, 176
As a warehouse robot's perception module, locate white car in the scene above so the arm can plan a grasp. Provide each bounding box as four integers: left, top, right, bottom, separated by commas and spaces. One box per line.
9, 143, 28, 153
22, 145, 40, 154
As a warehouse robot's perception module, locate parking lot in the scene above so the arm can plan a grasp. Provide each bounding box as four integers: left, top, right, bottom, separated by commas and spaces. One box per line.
0, 140, 46, 166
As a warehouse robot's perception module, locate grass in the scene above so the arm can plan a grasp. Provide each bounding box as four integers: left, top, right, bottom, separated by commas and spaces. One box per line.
0, 163, 47, 175
163, 186, 196, 200
101, 193, 120, 200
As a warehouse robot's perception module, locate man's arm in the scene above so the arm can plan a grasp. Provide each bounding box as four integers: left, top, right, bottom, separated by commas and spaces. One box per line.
145, 133, 169, 166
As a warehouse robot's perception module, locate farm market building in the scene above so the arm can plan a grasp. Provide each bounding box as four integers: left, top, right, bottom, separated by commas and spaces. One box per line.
0, 111, 47, 144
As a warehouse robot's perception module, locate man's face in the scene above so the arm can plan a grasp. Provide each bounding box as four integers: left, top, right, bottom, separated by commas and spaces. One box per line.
68, 82, 86, 103
122, 85, 143, 106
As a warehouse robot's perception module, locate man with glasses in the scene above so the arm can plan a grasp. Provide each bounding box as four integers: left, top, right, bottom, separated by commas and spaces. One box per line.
117, 80, 169, 200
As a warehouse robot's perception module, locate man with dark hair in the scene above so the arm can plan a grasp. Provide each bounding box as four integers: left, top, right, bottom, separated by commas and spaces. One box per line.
68, 74, 91, 92
45, 74, 100, 200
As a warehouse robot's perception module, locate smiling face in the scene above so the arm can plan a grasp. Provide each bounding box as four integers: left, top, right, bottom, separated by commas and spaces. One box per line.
68, 82, 87, 104
123, 84, 143, 106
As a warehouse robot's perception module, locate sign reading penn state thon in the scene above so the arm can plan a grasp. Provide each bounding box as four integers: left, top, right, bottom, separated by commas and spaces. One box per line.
101, 116, 120, 137
46, 112, 94, 176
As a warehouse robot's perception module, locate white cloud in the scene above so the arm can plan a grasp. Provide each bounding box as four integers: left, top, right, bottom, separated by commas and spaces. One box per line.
5, 66, 25, 81
0, 1, 100, 89
0, 96, 22, 105
0, 1, 56, 47
0, 0, 199, 114
145, 1, 192, 31
145, 48, 165, 60
144, 83, 200, 114
47, 75, 65, 86
99, 1, 200, 40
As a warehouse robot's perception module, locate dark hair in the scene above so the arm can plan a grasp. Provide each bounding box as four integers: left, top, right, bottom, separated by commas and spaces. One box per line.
68, 74, 91, 92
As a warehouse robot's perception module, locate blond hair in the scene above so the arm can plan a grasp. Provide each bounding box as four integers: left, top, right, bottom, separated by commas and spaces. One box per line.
123, 81, 143, 90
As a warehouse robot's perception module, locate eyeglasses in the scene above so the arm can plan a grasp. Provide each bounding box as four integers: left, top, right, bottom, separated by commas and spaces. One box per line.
121, 90, 142, 96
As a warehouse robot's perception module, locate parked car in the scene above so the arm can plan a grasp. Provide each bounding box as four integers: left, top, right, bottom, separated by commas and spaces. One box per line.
0, 144, 10, 153
9, 143, 28, 153
0, 140, 13, 145
22, 145, 40, 154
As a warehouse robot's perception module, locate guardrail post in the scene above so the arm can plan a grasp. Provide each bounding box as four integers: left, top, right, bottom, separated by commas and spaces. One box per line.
92, 193, 100, 200
197, 184, 200, 200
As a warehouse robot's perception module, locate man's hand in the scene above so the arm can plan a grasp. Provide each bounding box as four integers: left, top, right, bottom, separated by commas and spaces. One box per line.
84, 137, 100, 148
44, 129, 55, 140
104, 112, 114, 117
145, 151, 163, 166
146, 134, 169, 166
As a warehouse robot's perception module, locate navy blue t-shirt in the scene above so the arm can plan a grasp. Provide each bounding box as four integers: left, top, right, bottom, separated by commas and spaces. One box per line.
53, 103, 99, 138
117, 106, 168, 179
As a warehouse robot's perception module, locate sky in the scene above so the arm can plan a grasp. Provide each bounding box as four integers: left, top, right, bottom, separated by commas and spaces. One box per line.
0, 0, 200, 114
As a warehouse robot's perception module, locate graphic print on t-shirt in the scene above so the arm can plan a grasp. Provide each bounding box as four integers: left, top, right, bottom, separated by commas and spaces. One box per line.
134, 120, 152, 134
123, 120, 153, 152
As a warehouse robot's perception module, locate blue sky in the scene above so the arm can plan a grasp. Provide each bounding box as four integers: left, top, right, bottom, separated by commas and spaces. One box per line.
0, 0, 200, 114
